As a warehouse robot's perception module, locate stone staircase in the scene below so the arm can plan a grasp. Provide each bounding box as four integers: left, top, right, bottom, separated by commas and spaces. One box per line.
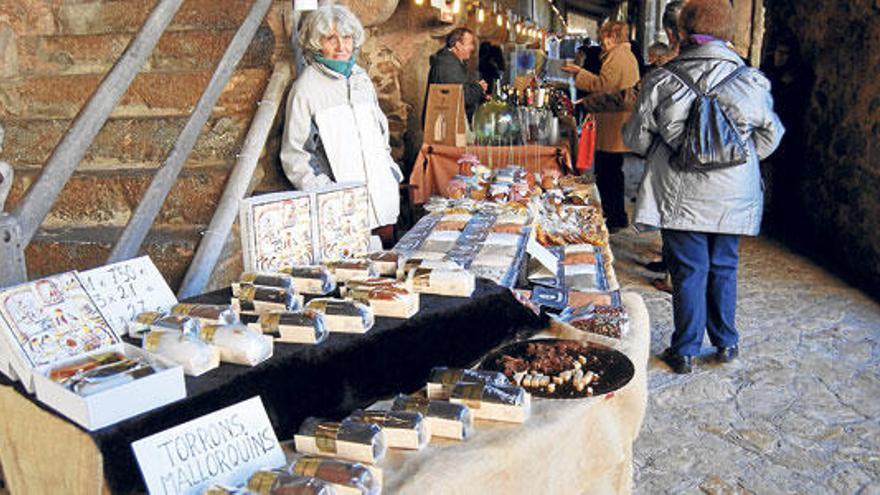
0, 0, 287, 290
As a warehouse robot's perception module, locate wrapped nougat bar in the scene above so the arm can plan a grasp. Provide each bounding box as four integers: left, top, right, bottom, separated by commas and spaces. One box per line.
348, 410, 430, 450
143, 330, 219, 376
366, 251, 400, 277
289, 455, 381, 495
426, 367, 510, 400
280, 266, 337, 295
232, 285, 303, 315
232, 272, 295, 297
323, 260, 378, 284
247, 469, 334, 495
449, 382, 530, 423
406, 267, 475, 297
198, 324, 272, 366
305, 298, 374, 334
249, 310, 328, 345
343, 278, 419, 319
127, 311, 168, 338
294, 418, 386, 464
390, 394, 472, 440
170, 303, 238, 326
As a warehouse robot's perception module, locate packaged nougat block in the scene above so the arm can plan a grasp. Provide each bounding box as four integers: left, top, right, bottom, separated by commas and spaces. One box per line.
232, 285, 303, 315
289, 454, 382, 495
247, 469, 334, 495
323, 259, 378, 284
142, 330, 219, 376
279, 265, 337, 295
449, 382, 530, 423
128, 313, 200, 340
426, 367, 510, 400
343, 278, 419, 319
198, 324, 272, 366
170, 303, 238, 326
294, 418, 387, 464
305, 298, 374, 334
249, 310, 329, 345
390, 394, 472, 441
232, 271, 295, 297
347, 409, 430, 450
406, 267, 475, 297
366, 251, 400, 277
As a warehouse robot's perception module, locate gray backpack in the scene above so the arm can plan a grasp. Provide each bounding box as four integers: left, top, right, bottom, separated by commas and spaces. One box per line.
664, 64, 750, 171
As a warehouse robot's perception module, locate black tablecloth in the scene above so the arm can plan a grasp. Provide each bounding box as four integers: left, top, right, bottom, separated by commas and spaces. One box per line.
0, 279, 545, 493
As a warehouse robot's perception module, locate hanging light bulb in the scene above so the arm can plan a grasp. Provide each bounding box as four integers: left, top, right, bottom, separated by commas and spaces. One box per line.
515, 22, 522, 34
452, 0, 461, 14
477, 7, 485, 23
497, 13, 503, 26
414, 0, 424, 5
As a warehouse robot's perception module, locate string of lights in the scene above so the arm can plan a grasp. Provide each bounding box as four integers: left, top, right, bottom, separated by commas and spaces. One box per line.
411, 0, 570, 39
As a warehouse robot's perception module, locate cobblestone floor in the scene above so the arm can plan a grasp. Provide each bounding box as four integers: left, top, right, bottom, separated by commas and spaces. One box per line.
611, 228, 880, 494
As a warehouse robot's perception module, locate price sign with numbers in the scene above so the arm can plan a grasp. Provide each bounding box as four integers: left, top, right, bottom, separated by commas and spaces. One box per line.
80, 256, 178, 338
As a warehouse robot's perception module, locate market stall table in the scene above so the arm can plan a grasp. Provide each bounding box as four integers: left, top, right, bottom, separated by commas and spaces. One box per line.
408, 143, 572, 204
0, 280, 544, 494
378, 292, 649, 494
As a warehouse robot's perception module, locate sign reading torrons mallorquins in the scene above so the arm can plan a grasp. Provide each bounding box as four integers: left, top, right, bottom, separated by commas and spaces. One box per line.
131, 396, 285, 495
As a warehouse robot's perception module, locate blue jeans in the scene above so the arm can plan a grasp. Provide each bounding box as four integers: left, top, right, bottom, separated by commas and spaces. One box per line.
661, 230, 741, 356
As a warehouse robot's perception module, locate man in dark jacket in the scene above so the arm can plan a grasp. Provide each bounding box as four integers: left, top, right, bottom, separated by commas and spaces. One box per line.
425, 27, 488, 122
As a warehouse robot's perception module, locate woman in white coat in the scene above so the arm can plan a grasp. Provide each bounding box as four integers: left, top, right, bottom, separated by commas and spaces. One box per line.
281, 4, 403, 247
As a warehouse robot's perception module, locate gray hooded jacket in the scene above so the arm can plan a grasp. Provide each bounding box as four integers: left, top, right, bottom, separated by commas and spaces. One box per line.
623, 41, 784, 236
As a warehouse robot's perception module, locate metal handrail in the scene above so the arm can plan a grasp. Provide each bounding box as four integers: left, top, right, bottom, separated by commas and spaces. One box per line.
177, 62, 291, 299
108, 0, 274, 263
12, 0, 185, 244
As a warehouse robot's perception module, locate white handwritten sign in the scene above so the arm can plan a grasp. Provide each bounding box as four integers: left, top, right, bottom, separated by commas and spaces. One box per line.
132, 396, 285, 495
80, 256, 178, 338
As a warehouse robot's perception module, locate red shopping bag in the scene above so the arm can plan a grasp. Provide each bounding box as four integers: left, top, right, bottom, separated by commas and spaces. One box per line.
576, 116, 596, 171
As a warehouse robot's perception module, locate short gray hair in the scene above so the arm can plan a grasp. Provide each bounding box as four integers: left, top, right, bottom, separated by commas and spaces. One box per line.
299, 5, 365, 60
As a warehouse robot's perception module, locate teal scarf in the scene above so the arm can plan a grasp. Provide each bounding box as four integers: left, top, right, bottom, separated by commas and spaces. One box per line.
315, 55, 356, 78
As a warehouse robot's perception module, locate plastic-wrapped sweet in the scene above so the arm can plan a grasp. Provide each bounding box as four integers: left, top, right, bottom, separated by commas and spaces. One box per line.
50, 352, 164, 397
247, 469, 334, 495
232, 272, 295, 297
142, 330, 218, 376
407, 267, 475, 297
170, 303, 238, 326
128, 313, 201, 340
289, 454, 380, 495
323, 259, 378, 284
390, 394, 472, 440
233, 285, 303, 315
427, 367, 510, 399
305, 298, 374, 334
295, 418, 387, 464
366, 251, 400, 277
127, 311, 167, 338
348, 409, 430, 450
199, 324, 272, 366
449, 382, 530, 423
250, 310, 329, 345
555, 304, 628, 339
280, 265, 337, 295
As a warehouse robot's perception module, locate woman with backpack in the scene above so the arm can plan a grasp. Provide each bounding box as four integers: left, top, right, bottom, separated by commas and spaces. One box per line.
622, 0, 784, 373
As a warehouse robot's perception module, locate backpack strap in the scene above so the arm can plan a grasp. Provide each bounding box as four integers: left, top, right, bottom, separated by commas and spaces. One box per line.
664, 63, 749, 97
663, 64, 704, 96
708, 65, 749, 94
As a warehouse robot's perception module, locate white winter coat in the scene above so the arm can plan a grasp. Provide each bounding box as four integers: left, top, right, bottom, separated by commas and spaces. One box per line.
280, 62, 403, 228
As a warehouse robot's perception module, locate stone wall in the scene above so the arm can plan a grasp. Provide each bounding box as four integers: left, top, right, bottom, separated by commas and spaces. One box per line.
762, 1, 880, 299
